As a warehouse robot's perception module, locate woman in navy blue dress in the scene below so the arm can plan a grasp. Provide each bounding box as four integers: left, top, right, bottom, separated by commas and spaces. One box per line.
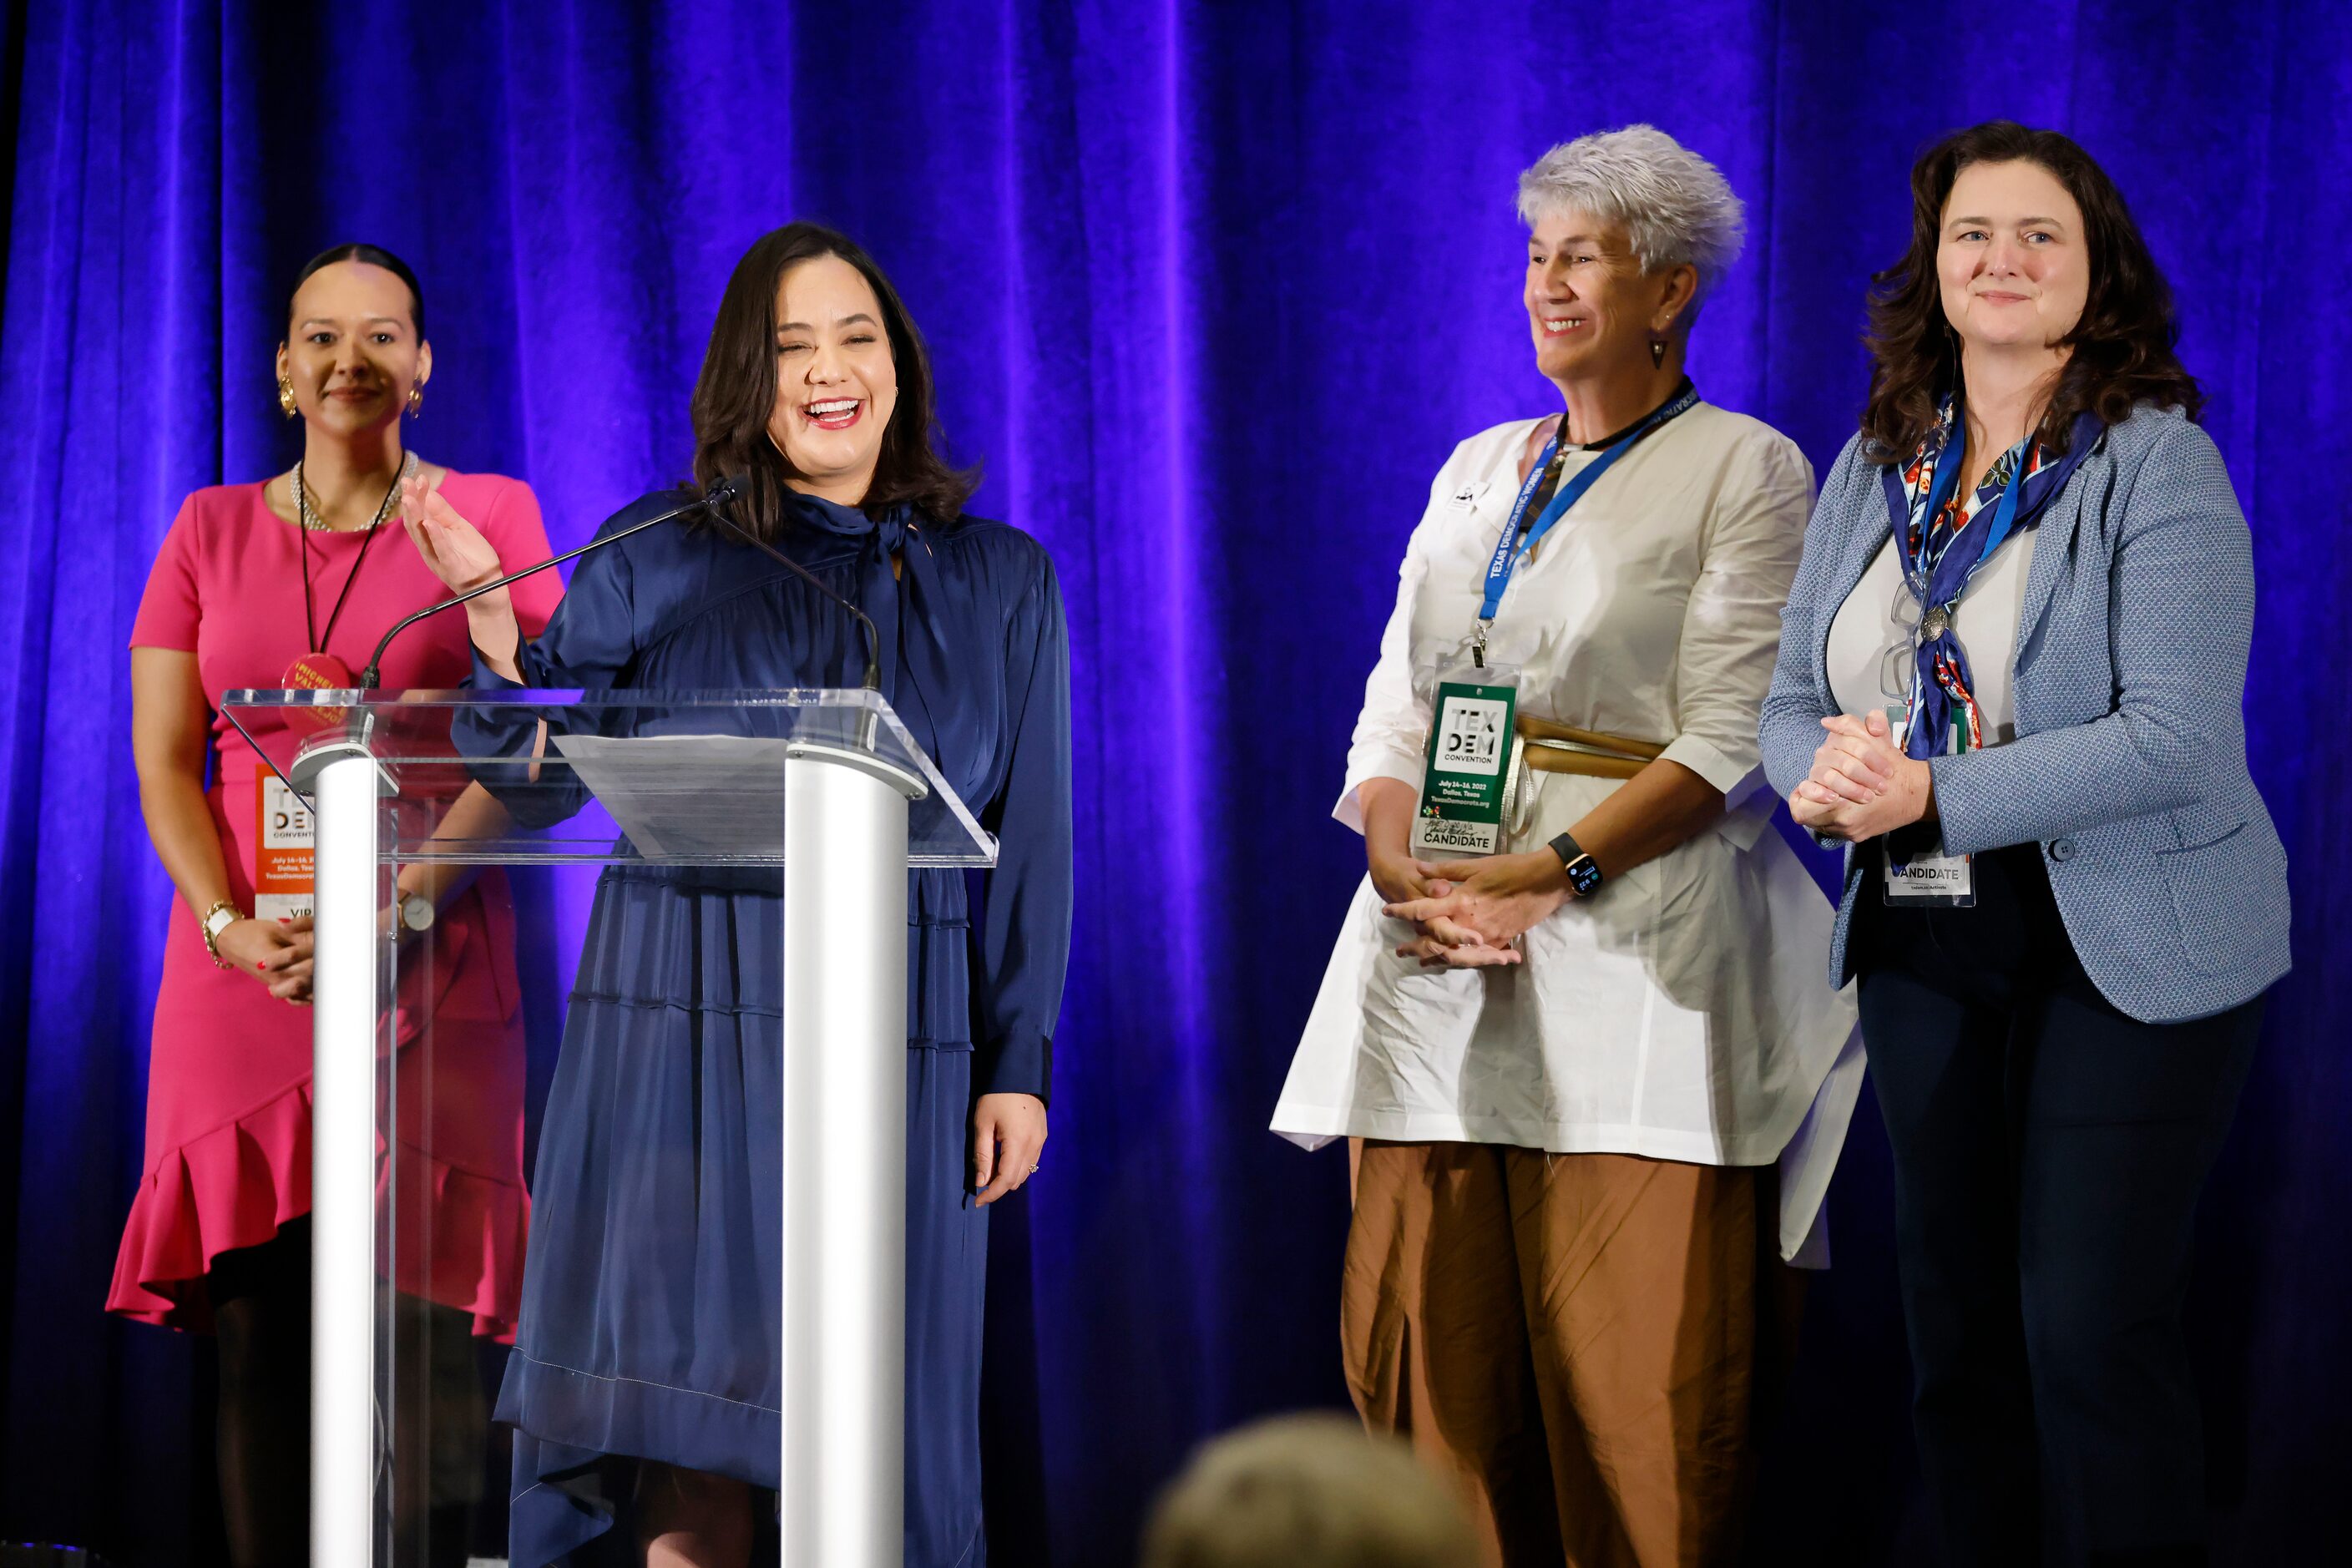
400, 222, 1070, 1567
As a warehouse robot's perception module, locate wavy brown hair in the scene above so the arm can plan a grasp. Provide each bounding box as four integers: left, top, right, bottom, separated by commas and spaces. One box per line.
1860, 121, 2201, 465
690, 222, 976, 538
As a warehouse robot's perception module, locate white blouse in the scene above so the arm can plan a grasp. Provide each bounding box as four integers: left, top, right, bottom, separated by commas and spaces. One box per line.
1271, 404, 1864, 1263
1826, 524, 2036, 744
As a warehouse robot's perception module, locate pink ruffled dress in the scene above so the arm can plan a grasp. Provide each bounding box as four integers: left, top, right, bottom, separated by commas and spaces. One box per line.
110, 472, 564, 1339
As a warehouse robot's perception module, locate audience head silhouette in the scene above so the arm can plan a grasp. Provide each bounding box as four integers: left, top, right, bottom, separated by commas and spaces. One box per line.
1138, 1413, 1479, 1568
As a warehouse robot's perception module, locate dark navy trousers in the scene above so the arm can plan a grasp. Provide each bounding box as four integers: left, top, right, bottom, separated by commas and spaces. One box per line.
1853, 842, 2263, 1568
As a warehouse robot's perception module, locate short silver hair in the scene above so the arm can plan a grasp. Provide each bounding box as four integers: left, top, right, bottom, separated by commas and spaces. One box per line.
1516, 124, 1747, 311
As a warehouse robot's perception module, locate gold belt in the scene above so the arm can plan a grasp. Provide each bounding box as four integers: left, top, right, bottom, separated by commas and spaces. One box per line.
1514, 715, 1663, 780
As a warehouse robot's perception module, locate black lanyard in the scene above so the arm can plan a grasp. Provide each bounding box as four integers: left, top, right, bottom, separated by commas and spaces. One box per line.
297, 469, 399, 655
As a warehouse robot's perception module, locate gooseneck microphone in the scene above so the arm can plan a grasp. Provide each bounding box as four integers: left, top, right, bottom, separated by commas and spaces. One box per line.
698, 493, 883, 695
358, 475, 748, 689
696, 483, 889, 752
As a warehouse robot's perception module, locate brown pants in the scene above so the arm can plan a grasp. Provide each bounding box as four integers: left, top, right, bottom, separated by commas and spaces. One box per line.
1342, 1142, 1759, 1568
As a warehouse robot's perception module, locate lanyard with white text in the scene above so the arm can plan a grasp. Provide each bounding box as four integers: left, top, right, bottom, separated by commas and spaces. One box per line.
1472, 380, 1701, 664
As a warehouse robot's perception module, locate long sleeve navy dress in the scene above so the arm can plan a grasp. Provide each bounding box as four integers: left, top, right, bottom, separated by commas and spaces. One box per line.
474, 488, 1071, 1566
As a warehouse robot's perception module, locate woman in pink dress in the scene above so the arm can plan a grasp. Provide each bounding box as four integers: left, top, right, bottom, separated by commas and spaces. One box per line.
113, 244, 563, 1565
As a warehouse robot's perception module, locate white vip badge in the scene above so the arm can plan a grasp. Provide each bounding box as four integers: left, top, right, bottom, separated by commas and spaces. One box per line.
253, 775, 316, 923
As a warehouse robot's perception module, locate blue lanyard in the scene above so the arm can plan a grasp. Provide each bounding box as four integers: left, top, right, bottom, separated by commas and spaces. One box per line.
1899, 424, 2031, 613
1478, 382, 1701, 632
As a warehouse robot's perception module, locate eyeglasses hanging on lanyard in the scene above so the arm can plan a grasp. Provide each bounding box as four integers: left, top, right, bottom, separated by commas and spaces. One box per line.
1889, 427, 2028, 757
1899, 435, 2027, 638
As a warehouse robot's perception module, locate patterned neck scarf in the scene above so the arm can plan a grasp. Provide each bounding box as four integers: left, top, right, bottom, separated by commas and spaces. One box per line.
1881, 395, 2100, 757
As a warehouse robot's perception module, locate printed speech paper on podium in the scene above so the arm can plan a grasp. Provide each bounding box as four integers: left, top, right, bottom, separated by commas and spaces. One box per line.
547, 732, 789, 859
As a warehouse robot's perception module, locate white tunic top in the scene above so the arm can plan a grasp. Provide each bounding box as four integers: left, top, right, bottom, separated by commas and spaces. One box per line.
1272, 404, 1864, 1263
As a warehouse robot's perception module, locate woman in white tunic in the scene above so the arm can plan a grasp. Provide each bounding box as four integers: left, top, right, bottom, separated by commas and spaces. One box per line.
1272, 126, 1862, 1567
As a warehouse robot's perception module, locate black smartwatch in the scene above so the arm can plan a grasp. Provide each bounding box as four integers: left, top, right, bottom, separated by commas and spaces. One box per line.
1547, 831, 1605, 898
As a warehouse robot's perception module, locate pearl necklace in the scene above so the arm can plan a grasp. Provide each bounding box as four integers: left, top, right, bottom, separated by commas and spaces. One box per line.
292, 450, 417, 532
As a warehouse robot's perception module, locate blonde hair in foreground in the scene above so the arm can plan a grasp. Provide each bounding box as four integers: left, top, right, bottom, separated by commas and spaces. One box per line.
1138, 1413, 1479, 1568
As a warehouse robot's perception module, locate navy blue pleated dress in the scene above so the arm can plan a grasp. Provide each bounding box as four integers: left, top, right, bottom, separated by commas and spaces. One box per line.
470, 488, 1070, 1566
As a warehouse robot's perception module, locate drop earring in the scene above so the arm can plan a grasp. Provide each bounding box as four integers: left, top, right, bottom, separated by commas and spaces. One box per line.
278, 377, 298, 418
406, 384, 425, 418
1650, 337, 1667, 368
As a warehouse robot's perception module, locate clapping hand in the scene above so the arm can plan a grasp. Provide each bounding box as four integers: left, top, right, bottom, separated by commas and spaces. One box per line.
400, 476, 504, 602
1790, 710, 1935, 842
401, 474, 524, 677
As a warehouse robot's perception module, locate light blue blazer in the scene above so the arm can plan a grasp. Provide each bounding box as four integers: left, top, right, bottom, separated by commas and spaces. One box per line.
1760, 403, 2289, 1024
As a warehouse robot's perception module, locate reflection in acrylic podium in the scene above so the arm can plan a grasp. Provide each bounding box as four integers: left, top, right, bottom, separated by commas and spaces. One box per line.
220, 686, 995, 1568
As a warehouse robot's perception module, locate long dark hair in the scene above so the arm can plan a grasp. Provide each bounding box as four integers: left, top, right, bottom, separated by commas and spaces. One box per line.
690, 222, 975, 537
286, 242, 426, 338
1860, 121, 2200, 464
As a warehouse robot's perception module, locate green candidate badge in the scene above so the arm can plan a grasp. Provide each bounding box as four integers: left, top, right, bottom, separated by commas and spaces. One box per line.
1412, 675, 1518, 858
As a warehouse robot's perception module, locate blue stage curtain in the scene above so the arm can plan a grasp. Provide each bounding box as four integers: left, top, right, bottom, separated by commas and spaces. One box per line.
3, 3, 2345, 1562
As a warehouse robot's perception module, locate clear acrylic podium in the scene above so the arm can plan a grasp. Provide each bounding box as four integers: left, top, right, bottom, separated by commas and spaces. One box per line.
220, 687, 996, 1567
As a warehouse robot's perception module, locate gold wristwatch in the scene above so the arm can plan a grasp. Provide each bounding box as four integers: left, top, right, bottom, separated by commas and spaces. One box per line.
200, 900, 242, 968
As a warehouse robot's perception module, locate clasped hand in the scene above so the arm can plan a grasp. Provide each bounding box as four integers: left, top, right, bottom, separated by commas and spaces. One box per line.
1788, 710, 1935, 841
1377, 850, 1571, 968
215, 915, 315, 1005
215, 901, 433, 1009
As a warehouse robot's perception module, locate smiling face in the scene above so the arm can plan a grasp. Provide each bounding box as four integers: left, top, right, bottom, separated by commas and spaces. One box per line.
277, 260, 429, 437
1525, 208, 1689, 391
766, 254, 900, 503
1937, 159, 2089, 355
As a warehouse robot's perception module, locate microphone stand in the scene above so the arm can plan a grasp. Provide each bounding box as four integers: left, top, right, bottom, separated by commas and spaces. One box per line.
696, 506, 887, 752
362, 473, 889, 753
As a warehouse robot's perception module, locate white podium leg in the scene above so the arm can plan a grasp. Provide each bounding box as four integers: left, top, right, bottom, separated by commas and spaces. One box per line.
311, 753, 381, 1564
781, 755, 910, 1568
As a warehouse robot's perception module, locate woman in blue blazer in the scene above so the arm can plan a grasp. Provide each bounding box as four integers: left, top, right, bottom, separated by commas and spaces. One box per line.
1760, 122, 2289, 1566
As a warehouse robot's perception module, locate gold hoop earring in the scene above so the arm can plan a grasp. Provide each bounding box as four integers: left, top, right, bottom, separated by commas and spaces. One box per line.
406, 384, 425, 418
278, 377, 298, 418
